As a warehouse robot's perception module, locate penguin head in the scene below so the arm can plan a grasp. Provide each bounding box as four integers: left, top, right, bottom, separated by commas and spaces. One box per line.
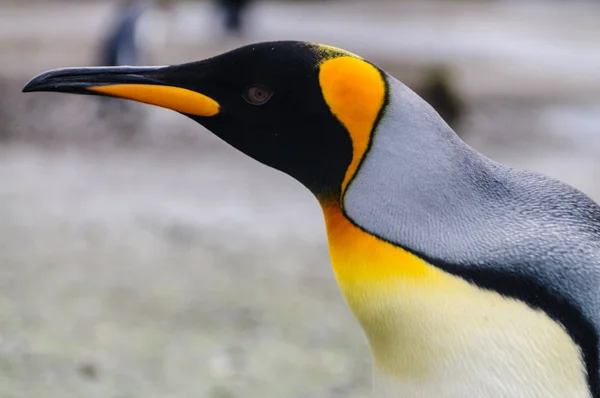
23, 41, 388, 201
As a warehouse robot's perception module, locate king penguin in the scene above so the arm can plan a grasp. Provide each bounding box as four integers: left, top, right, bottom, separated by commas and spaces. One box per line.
100, 0, 153, 68
22, 41, 600, 398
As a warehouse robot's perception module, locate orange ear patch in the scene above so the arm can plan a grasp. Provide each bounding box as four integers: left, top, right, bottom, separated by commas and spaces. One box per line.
318, 57, 386, 196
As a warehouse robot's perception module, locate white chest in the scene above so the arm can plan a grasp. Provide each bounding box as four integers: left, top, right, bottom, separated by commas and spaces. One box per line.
342, 279, 591, 398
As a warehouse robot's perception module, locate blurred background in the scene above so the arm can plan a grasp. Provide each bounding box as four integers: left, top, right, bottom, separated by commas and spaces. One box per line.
1, 0, 600, 397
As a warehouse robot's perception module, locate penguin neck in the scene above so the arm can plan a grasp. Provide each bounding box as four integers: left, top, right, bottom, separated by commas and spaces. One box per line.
321, 75, 486, 275
317, 75, 484, 296
316, 77, 480, 367
340, 75, 494, 262
317, 79, 592, 397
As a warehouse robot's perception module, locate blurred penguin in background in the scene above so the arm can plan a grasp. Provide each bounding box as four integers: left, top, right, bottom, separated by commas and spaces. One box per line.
215, 0, 252, 36
419, 66, 465, 135
97, 0, 155, 119
100, 0, 154, 67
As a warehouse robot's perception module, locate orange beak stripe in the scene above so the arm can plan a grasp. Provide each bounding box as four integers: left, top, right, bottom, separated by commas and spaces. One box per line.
88, 84, 220, 117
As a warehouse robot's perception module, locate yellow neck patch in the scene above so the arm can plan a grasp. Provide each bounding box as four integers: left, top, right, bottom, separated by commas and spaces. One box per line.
318, 57, 386, 194
321, 204, 433, 283
320, 203, 449, 376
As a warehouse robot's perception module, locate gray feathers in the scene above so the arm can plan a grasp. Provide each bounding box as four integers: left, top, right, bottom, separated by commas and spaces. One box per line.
343, 75, 600, 395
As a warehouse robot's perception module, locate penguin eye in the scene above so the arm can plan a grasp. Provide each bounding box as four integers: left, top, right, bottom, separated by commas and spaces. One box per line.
243, 86, 273, 105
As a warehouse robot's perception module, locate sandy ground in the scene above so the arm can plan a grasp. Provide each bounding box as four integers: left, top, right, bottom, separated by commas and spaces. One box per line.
2, 1, 600, 397
0, 143, 371, 398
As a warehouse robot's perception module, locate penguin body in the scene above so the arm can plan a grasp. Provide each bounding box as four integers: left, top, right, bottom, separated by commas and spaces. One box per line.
23, 41, 600, 397
100, 0, 153, 68
97, 0, 154, 117
325, 75, 596, 397
216, 0, 251, 35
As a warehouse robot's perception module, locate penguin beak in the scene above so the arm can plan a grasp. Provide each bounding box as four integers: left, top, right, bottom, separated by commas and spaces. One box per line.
22, 66, 220, 117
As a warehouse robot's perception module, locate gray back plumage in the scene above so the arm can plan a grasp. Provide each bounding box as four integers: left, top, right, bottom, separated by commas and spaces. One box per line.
343, 75, 600, 396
